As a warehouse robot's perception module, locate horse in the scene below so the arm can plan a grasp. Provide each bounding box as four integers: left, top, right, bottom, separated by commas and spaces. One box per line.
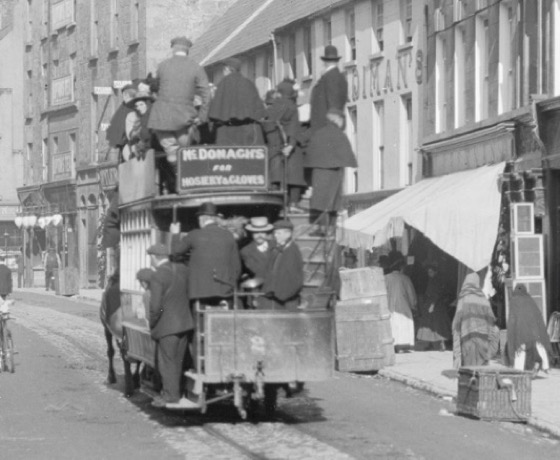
99, 273, 141, 397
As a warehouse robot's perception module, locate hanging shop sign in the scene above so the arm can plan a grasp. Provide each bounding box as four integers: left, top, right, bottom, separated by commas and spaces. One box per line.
113, 80, 132, 89
178, 146, 268, 193
94, 86, 113, 96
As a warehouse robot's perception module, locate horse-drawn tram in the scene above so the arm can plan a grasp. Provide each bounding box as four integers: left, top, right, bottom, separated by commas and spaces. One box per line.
117, 145, 336, 418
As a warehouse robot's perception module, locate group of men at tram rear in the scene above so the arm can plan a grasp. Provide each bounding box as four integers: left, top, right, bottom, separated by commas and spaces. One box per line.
139, 201, 303, 408
106, 36, 357, 229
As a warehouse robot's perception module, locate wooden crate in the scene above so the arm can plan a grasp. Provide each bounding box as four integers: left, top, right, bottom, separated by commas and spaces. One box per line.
457, 366, 532, 422
338, 267, 386, 301
335, 295, 394, 372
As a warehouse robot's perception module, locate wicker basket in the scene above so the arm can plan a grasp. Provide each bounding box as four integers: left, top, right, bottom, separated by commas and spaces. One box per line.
457, 366, 532, 422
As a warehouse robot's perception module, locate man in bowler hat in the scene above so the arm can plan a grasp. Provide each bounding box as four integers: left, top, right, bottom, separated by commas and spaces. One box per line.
262, 220, 304, 310
0, 256, 12, 300
309, 45, 348, 133
171, 202, 241, 306
148, 36, 210, 165
146, 243, 196, 409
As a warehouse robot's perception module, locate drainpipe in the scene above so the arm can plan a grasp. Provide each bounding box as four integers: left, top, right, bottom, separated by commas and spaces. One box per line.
270, 32, 278, 87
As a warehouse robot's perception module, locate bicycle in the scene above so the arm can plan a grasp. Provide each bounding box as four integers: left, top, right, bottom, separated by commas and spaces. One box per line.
0, 299, 15, 373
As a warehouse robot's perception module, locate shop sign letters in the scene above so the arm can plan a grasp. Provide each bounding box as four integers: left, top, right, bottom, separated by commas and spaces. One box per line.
178, 146, 268, 193
347, 47, 423, 101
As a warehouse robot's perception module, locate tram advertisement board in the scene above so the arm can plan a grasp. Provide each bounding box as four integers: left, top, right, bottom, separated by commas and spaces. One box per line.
178, 146, 268, 193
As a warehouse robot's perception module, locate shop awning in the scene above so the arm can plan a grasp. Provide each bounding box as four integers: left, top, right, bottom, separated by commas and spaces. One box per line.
337, 162, 506, 272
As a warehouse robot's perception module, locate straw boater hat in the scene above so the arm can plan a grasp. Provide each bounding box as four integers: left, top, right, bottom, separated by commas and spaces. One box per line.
245, 217, 273, 233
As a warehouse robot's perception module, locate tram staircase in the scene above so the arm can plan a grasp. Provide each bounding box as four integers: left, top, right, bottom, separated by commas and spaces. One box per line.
285, 204, 339, 310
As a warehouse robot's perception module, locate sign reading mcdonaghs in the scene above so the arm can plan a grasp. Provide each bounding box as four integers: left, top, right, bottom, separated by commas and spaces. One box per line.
178, 146, 268, 193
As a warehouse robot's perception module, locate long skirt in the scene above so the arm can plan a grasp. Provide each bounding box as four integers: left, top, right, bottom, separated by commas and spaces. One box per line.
390, 311, 415, 348
310, 167, 344, 212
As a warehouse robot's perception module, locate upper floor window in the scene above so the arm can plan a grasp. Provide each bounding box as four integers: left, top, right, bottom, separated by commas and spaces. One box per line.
288, 33, 297, 79
323, 17, 332, 46
372, 0, 384, 52
110, 0, 119, 49
346, 8, 356, 61
130, 0, 140, 42
90, 0, 98, 56
402, 0, 412, 43
475, 10, 490, 121
303, 24, 313, 76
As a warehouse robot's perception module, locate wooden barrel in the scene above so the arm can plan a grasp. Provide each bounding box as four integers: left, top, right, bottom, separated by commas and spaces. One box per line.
335, 267, 395, 372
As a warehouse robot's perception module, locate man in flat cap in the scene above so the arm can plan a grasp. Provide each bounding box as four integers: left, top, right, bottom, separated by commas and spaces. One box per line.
262, 220, 304, 310
171, 202, 241, 307
309, 45, 348, 133
146, 243, 195, 408
148, 36, 210, 170
208, 58, 265, 145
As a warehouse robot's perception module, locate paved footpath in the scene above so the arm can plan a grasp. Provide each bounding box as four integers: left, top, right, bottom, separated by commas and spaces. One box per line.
18, 287, 560, 439
379, 351, 560, 438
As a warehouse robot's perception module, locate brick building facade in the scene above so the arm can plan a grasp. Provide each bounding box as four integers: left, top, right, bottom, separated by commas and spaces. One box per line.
18, 0, 235, 288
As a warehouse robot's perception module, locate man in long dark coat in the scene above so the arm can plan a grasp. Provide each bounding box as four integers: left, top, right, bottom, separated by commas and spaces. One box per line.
309, 45, 348, 133
262, 220, 303, 310
147, 243, 196, 408
171, 202, 241, 306
306, 109, 357, 235
262, 80, 306, 210
147, 36, 210, 165
208, 58, 265, 146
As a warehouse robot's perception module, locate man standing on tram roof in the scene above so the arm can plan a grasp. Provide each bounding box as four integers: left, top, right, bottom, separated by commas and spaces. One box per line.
171, 202, 241, 307
309, 45, 348, 134
262, 220, 304, 310
146, 244, 195, 409
147, 36, 210, 165
208, 57, 266, 146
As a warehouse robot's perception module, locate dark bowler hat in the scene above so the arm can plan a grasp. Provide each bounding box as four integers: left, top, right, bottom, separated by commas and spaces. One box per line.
224, 57, 242, 71
196, 201, 219, 217
170, 36, 193, 49
147, 243, 168, 256
273, 219, 294, 231
321, 45, 341, 61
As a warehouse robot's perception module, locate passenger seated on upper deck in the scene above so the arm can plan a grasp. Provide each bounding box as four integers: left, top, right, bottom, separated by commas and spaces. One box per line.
208, 58, 266, 146
147, 36, 210, 165
171, 202, 241, 308
122, 89, 156, 161
105, 83, 136, 163
262, 220, 304, 310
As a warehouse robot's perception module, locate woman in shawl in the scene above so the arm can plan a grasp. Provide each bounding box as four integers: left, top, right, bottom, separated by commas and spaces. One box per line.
416, 265, 452, 351
452, 273, 498, 368
506, 284, 552, 375
385, 256, 417, 352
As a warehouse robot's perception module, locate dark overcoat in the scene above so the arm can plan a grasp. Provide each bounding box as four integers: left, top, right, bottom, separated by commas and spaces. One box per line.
309, 67, 348, 132
173, 223, 241, 300
240, 241, 274, 280
149, 261, 193, 339
147, 55, 210, 131
263, 242, 303, 308
305, 122, 357, 169
209, 72, 266, 146
262, 97, 305, 186
0, 264, 12, 296
106, 103, 133, 148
